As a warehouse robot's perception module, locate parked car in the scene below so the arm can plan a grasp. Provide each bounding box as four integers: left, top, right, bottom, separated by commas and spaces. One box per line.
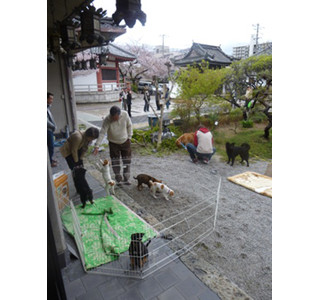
138, 81, 156, 95
158, 83, 169, 95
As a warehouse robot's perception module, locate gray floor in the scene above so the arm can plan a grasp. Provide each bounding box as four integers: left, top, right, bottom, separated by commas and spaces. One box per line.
53, 150, 221, 300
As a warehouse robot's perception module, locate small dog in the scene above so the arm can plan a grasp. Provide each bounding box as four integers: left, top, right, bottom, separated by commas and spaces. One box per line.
129, 233, 151, 269
73, 167, 94, 208
149, 180, 174, 200
226, 142, 250, 167
133, 174, 162, 191
95, 159, 115, 195
176, 133, 194, 148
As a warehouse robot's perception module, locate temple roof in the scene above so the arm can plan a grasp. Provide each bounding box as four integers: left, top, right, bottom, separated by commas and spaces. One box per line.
106, 44, 136, 61
72, 43, 136, 73
174, 42, 233, 66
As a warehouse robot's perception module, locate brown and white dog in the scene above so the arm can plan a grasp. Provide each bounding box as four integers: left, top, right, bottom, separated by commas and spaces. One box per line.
175, 133, 194, 148
149, 180, 174, 201
95, 159, 115, 195
133, 174, 162, 191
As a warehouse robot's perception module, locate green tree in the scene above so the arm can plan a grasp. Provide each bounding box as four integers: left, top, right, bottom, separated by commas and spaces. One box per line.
175, 62, 225, 123
219, 55, 272, 138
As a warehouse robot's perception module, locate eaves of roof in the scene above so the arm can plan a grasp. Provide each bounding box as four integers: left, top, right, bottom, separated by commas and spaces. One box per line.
106, 44, 136, 61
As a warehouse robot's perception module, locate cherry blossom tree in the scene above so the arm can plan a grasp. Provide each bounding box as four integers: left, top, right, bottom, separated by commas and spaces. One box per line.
118, 43, 169, 86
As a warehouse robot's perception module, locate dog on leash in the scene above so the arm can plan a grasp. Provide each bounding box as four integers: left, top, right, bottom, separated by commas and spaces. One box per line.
175, 133, 194, 148
133, 174, 162, 191
225, 142, 250, 167
149, 180, 174, 201
95, 159, 115, 195
129, 233, 151, 269
73, 167, 94, 208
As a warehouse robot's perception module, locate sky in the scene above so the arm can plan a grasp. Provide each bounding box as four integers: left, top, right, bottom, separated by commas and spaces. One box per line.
94, 0, 272, 55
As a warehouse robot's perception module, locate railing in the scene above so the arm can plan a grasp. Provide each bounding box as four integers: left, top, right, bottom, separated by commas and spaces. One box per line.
74, 83, 127, 93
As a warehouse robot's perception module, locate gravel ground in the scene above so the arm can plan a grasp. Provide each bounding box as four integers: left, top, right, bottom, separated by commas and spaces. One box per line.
85, 149, 272, 300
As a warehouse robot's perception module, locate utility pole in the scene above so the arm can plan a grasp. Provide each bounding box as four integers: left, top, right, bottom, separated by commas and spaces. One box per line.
252, 23, 263, 54
159, 34, 168, 56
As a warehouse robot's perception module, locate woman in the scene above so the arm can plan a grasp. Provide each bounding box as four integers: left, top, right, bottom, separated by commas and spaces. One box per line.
60, 127, 99, 170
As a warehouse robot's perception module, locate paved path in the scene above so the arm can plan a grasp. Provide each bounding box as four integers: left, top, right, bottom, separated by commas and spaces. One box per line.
76, 94, 174, 130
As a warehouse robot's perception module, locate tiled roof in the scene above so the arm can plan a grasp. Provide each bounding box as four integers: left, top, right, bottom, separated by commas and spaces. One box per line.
106, 44, 136, 60
174, 42, 232, 66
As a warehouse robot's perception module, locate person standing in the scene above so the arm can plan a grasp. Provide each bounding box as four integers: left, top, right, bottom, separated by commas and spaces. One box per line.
143, 89, 150, 112
122, 88, 128, 111
119, 88, 125, 108
164, 85, 170, 110
47, 92, 57, 167
186, 125, 216, 164
155, 90, 161, 110
93, 106, 133, 185
126, 88, 132, 118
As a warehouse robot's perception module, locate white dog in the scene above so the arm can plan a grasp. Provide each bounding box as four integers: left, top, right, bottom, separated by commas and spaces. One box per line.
95, 159, 115, 196
149, 180, 174, 201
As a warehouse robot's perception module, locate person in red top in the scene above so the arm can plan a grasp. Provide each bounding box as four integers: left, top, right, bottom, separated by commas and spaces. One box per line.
186, 125, 216, 164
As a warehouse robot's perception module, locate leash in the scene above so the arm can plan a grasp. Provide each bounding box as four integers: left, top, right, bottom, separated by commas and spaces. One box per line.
180, 142, 187, 150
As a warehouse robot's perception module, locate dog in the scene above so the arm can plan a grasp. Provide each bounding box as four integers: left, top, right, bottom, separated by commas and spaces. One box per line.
95, 159, 115, 195
175, 133, 194, 148
149, 180, 174, 200
129, 233, 151, 269
133, 174, 162, 191
73, 167, 94, 208
225, 142, 250, 167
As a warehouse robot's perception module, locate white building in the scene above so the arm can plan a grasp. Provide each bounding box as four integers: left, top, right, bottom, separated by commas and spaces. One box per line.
233, 41, 272, 59
233, 45, 250, 59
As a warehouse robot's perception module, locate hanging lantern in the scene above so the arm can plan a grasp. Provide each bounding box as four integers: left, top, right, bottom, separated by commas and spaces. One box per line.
74, 60, 81, 71
79, 5, 106, 44
89, 57, 97, 69
66, 54, 75, 68
49, 32, 61, 53
81, 60, 88, 70
61, 25, 76, 45
99, 53, 108, 65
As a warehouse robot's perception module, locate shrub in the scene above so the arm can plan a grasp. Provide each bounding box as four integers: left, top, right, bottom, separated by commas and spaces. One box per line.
251, 111, 267, 123
131, 83, 138, 93
159, 137, 177, 152
242, 119, 254, 128
132, 125, 185, 155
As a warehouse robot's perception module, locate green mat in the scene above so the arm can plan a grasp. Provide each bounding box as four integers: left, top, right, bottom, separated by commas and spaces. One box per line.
61, 196, 157, 269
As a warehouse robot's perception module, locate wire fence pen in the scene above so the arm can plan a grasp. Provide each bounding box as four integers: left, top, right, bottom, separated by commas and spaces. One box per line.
58, 153, 222, 279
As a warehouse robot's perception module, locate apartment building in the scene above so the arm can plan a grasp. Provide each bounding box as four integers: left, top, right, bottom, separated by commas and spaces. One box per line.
233, 42, 272, 59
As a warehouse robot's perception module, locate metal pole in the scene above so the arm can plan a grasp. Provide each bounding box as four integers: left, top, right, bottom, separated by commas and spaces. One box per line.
213, 177, 221, 231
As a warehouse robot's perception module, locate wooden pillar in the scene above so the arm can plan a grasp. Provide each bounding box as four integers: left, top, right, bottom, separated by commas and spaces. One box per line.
96, 66, 103, 91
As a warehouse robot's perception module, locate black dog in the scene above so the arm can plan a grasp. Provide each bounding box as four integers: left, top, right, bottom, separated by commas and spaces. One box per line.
129, 233, 151, 269
73, 167, 94, 208
226, 142, 250, 167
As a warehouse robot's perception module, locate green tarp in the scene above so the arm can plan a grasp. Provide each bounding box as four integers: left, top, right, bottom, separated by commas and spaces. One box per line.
61, 196, 157, 269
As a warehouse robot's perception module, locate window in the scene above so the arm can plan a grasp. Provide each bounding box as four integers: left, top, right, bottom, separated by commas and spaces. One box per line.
101, 69, 117, 81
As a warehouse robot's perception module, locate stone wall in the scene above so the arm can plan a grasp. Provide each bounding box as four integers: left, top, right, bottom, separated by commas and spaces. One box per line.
75, 91, 119, 103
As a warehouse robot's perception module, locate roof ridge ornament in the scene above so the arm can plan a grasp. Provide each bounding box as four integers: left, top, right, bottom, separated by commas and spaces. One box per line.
112, 0, 146, 28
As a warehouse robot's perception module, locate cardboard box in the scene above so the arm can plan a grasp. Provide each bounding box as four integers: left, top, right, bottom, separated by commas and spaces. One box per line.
53, 171, 69, 211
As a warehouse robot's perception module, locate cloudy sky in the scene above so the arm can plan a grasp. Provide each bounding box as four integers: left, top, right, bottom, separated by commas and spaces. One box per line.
94, 0, 272, 54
